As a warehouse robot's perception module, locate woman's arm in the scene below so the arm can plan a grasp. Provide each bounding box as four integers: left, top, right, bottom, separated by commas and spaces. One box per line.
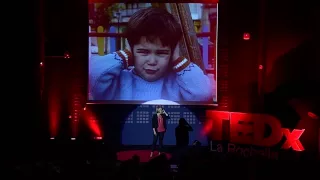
162, 110, 170, 119
152, 114, 157, 128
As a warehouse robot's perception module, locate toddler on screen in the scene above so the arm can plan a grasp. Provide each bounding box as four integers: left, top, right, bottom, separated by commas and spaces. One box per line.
89, 7, 215, 102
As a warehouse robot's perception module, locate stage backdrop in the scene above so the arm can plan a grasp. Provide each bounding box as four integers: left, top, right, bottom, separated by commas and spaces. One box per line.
87, 105, 209, 146
120, 105, 208, 146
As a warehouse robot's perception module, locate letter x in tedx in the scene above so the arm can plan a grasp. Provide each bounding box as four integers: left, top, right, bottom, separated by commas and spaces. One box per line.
281, 129, 305, 151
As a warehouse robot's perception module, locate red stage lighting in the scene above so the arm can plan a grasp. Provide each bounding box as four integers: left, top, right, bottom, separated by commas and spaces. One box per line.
243, 33, 250, 40
259, 65, 263, 70
64, 52, 71, 59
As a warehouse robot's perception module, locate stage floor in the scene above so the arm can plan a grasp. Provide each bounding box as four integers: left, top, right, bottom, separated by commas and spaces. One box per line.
116, 145, 208, 163
117, 149, 172, 163
116, 145, 175, 163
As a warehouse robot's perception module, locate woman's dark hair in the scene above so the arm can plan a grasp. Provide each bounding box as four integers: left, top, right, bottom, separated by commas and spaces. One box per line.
126, 7, 182, 50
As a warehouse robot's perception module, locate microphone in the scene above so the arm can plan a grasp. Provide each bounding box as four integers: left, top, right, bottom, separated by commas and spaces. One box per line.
162, 108, 167, 115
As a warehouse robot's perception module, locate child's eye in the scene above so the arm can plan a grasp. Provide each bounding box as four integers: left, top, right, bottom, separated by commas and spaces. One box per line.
137, 50, 149, 55
157, 51, 170, 56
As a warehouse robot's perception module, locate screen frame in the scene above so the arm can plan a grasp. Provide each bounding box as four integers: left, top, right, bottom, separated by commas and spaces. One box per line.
87, 0, 219, 106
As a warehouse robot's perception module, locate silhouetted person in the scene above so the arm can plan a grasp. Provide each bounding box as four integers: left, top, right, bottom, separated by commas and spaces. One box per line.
143, 154, 170, 180
175, 118, 193, 147
173, 118, 193, 163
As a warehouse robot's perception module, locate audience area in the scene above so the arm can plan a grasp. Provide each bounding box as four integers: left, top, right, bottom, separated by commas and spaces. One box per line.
8, 141, 319, 180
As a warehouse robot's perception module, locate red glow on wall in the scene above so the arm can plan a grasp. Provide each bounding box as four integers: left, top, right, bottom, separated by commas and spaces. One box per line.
64, 52, 70, 59
205, 111, 305, 151
48, 91, 60, 138
82, 108, 103, 138
243, 33, 250, 40
71, 94, 82, 138
259, 65, 263, 70
307, 112, 319, 119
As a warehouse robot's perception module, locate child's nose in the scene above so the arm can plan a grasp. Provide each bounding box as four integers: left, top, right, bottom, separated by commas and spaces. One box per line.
148, 55, 157, 65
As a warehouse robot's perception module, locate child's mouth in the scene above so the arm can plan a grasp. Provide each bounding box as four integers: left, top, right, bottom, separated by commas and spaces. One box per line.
145, 69, 158, 74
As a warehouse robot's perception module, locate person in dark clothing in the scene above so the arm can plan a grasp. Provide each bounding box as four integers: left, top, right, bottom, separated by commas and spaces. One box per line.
174, 118, 193, 163
150, 106, 170, 158
175, 118, 193, 147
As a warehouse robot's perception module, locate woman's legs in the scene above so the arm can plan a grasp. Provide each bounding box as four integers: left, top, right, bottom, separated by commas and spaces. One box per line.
158, 132, 165, 153
150, 133, 159, 157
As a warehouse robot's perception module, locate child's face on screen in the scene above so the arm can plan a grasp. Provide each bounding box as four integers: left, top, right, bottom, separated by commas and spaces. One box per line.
133, 37, 171, 82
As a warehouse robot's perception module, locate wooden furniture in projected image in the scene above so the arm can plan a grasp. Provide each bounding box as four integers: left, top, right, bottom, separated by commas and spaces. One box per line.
89, 2, 216, 73
152, 3, 205, 72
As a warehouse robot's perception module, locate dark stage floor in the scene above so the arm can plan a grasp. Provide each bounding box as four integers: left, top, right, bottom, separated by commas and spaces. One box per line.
117, 145, 209, 163
37, 139, 210, 165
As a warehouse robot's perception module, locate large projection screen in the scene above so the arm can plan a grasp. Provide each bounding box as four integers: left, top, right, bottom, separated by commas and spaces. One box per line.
88, 1, 218, 105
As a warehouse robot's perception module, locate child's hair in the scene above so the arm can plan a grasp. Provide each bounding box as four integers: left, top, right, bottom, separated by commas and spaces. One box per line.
125, 7, 182, 50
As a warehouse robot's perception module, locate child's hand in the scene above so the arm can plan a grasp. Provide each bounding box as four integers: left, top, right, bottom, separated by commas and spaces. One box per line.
172, 43, 180, 61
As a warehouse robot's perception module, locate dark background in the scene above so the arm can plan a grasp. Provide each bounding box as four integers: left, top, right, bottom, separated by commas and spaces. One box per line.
7, 0, 319, 160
